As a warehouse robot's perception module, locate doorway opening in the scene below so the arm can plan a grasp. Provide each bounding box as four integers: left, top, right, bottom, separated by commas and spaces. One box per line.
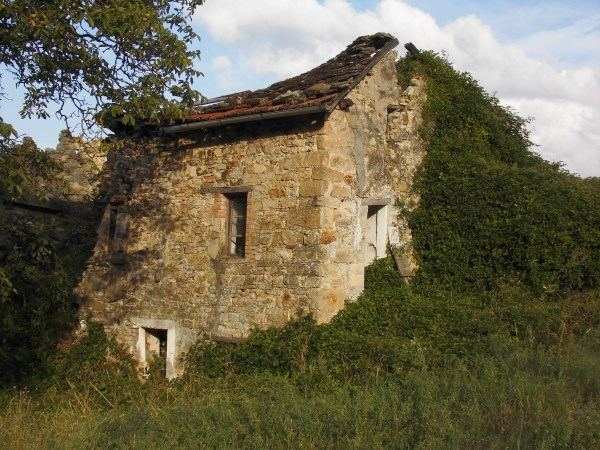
365, 204, 388, 266
141, 327, 168, 378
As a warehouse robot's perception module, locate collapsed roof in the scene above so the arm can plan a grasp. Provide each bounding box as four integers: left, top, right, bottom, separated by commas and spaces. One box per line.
162, 33, 399, 134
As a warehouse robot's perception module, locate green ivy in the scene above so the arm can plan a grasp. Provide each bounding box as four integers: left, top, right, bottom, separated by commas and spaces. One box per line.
397, 52, 600, 294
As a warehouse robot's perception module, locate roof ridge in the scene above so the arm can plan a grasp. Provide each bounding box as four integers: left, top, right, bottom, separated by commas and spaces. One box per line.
162, 33, 399, 134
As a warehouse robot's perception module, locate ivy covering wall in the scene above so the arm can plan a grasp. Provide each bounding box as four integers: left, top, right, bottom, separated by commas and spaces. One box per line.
398, 52, 600, 294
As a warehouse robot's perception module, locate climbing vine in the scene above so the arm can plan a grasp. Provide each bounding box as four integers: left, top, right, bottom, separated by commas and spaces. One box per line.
397, 52, 600, 294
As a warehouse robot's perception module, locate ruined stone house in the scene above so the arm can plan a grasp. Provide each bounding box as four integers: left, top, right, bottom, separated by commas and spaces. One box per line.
77, 33, 426, 378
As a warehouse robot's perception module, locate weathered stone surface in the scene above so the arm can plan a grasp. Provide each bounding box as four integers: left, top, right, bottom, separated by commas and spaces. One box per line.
77, 42, 427, 376
50, 130, 107, 201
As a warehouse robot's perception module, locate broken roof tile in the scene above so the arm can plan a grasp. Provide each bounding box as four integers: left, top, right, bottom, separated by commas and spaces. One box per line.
184, 33, 399, 125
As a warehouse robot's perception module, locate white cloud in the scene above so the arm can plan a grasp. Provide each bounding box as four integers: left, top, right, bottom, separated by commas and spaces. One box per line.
506, 98, 600, 176
198, 0, 448, 78
211, 55, 234, 90
212, 55, 232, 71
516, 15, 600, 68
195, 0, 600, 176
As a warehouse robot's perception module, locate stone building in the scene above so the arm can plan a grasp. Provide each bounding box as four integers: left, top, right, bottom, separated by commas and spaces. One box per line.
51, 131, 107, 202
77, 33, 426, 378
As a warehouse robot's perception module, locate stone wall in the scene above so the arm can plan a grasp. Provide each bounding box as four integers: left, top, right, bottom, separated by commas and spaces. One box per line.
77, 52, 427, 375
312, 50, 426, 312
78, 117, 335, 374
386, 75, 427, 277
51, 130, 107, 201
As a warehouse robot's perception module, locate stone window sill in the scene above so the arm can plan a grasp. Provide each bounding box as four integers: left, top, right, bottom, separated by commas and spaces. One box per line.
218, 255, 247, 264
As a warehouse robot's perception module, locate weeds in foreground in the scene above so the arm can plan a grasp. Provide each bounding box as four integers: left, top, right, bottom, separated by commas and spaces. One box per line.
1, 258, 599, 449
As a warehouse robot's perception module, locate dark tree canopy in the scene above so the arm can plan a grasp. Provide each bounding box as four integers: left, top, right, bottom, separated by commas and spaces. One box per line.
0, 0, 205, 135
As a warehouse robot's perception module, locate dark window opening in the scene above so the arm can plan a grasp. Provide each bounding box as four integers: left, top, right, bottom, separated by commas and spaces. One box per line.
366, 204, 387, 266
226, 192, 247, 257
367, 205, 383, 219
108, 205, 118, 242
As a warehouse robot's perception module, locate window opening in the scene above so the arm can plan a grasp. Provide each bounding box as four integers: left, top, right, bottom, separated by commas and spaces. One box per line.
108, 205, 128, 260
226, 193, 247, 257
366, 204, 387, 265
108, 205, 118, 243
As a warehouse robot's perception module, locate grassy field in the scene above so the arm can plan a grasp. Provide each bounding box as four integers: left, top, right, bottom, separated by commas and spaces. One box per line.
1, 319, 599, 449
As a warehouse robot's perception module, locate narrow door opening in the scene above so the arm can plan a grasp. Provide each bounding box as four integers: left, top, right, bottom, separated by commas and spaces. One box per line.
225, 192, 248, 257
365, 204, 388, 266
144, 328, 168, 378
107, 204, 128, 264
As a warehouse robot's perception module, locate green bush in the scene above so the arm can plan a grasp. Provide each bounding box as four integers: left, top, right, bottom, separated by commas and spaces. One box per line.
0, 218, 77, 384
0, 140, 97, 385
185, 257, 600, 379
0, 138, 62, 203
398, 52, 600, 293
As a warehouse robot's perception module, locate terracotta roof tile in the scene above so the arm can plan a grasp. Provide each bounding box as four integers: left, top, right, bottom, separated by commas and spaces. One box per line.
184, 33, 399, 125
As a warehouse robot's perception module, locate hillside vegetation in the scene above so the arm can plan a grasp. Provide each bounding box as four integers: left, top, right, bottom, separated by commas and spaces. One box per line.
0, 138, 98, 384
1, 51, 599, 449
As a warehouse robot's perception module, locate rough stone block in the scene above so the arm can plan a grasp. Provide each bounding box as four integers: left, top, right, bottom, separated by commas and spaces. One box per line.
299, 180, 329, 197
330, 184, 351, 199
319, 229, 337, 245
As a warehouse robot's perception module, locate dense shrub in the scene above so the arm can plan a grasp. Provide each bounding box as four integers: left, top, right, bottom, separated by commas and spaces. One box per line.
0, 138, 62, 203
0, 140, 98, 385
185, 257, 600, 379
0, 211, 98, 385
398, 52, 600, 293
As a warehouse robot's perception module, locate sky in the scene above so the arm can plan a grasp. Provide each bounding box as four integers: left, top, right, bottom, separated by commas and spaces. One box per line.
3, 0, 600, 176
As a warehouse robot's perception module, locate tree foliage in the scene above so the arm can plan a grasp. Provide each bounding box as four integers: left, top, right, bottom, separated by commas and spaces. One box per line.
0, 138, 97, 384
0, 137, 62, 203
0, 0, 204, 134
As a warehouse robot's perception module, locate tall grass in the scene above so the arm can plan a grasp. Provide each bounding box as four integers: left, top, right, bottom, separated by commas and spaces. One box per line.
1, 334, 599, 449
1, 258, 599, 449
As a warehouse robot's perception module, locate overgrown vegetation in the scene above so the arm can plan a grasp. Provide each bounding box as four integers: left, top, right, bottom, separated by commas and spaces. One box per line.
1, 261, 599, 448
0, 139, 98, 384
0, 137, 62, 204
398, 52, 600, 293
185, 258, 600, 378
1, 52, 599, 448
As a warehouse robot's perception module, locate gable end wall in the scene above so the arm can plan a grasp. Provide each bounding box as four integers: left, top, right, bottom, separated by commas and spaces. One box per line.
314, 50, 426, 317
